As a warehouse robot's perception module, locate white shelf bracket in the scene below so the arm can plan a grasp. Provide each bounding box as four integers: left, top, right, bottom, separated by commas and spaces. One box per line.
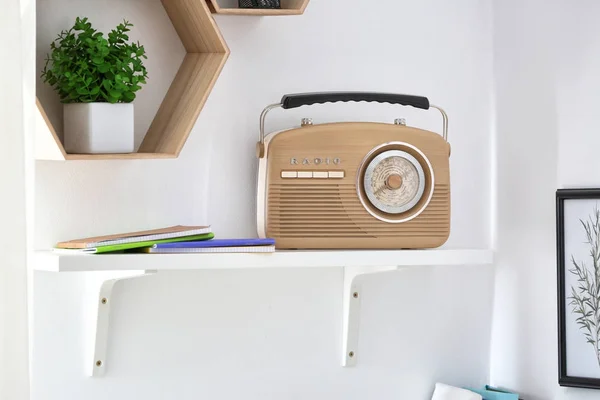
85, 270, 157, 377
342, 265, 399, 367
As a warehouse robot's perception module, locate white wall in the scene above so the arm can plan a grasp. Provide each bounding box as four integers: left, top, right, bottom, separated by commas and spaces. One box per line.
33, 0, 495, 399
0, 0, 32, 399
490, 1, 600, 399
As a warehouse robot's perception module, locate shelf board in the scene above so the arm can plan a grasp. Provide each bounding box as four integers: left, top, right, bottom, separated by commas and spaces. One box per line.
206, 0, 309, 15
36, 0, 230, 161
62, 153, 177, 161
49, 248, 491, 376
33, 249, 493, 272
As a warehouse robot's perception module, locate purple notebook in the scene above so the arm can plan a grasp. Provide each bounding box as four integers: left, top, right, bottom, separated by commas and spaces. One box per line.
151, 238, 275, 249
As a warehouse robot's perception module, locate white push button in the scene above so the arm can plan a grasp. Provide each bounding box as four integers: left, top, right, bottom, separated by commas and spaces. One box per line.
298, 171, 312, 178
328, 171, 345, 178
313, 171, 328, 178
297, 171, 313, 178
281, 171, 297, 178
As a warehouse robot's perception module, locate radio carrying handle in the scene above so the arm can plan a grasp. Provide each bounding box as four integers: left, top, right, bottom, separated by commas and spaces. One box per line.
257, 92, 449, 159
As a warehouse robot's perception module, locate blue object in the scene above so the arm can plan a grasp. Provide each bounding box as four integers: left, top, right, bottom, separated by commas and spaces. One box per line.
465, 386, 519, 400
151, 238, 276, 249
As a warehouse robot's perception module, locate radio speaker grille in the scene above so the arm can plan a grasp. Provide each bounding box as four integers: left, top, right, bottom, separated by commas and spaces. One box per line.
267, 183, 449, 238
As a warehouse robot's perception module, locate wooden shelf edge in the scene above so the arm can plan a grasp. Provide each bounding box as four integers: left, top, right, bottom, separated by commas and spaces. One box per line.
141, 52, 229, 155
213, 8, 303, 15
35, 99, 67, 160
33, 249, 494, 272
64, 153, 178, 160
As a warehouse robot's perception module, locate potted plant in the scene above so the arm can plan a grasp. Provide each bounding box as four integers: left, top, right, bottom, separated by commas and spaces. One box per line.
41, 17, 148, 154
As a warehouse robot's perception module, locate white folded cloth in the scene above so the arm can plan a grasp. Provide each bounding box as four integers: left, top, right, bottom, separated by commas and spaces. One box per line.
431, 383, 482, 400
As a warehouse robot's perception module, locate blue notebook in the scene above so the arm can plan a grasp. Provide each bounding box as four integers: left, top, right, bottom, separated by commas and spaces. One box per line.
151, 238, 275, 249
465, 386, 519, 400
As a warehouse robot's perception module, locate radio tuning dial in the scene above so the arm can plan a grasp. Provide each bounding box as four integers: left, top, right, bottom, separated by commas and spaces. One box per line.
362, 149, 426, 215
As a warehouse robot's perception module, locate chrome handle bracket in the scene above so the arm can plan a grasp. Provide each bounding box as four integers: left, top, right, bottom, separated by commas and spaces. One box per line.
257, 102, 449, 159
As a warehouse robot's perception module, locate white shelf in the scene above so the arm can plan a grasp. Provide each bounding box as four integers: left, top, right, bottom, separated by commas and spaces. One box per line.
32, 248, 493, 376
33, 249, 493, 272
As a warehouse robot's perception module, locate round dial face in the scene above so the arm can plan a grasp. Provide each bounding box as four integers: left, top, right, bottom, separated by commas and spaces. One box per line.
363, 150, 426, 214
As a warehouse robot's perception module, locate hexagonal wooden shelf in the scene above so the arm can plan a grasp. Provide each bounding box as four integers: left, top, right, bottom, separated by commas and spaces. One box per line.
206, 0, 309, 15
36, 0, 229, 160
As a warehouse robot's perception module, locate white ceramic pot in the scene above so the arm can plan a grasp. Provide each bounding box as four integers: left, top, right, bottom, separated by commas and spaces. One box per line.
63, 103, 134, 154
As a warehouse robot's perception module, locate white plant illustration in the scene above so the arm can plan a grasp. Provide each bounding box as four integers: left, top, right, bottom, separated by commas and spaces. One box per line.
569, 207, 600, 368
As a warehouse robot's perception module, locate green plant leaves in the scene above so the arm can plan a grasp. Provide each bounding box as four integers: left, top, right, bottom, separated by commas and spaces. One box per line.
40, 17, 148, 104
98, 63, 110, 73
123, 91, 136, 101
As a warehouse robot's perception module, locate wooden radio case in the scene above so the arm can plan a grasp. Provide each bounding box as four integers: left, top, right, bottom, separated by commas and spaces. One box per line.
256, 92, 450, 249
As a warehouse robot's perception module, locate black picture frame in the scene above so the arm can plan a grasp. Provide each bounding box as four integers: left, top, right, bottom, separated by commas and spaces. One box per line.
557, 188, 600, 389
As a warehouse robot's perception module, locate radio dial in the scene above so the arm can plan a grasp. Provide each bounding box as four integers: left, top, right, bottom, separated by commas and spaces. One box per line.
362, 149, 426, 216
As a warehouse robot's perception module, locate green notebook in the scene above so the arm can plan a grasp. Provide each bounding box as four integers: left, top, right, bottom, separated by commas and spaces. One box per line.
54, 233, 215, 254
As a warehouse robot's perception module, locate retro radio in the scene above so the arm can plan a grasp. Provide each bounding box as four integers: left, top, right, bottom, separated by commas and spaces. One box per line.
256, 92, 450, 249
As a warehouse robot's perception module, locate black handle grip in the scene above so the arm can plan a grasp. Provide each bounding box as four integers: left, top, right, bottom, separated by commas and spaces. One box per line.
280, 92, 430, 110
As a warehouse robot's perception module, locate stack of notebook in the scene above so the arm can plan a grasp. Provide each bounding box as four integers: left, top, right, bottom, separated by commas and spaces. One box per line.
142, 238, 275, 254
54, 225, 214, 254
54, 226, 276, 254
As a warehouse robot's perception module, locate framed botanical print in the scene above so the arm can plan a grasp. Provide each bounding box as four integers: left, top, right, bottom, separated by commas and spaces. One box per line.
558, 189, 600, 389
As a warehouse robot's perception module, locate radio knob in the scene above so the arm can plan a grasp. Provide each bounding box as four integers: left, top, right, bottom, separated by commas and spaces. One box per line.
394, 118, 407, 126
301, 118, 313, 127
385, 174, 403, 190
